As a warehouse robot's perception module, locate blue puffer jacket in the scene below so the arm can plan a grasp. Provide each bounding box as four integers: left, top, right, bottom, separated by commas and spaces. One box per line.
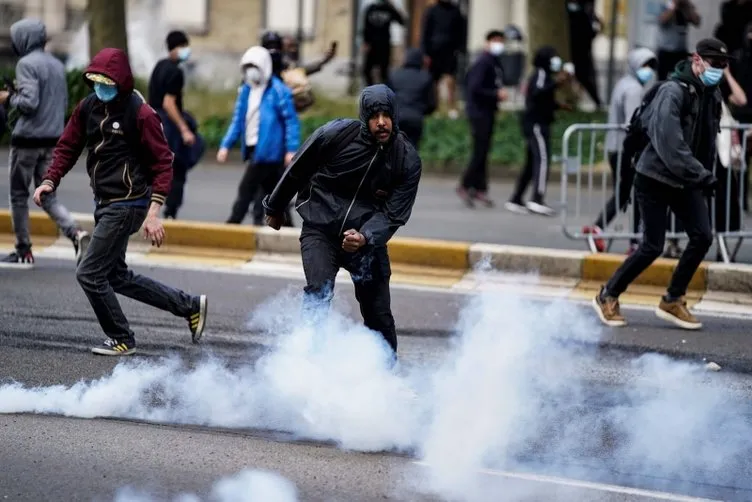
219, 76, 301, 164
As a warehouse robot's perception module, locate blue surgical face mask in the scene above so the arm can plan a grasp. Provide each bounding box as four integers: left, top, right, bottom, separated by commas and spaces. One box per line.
94, 82, 118, 103
550, 56, 562, 73
700, 66, 724, 87
178, 47, 191, 62
636, 67, 655, 84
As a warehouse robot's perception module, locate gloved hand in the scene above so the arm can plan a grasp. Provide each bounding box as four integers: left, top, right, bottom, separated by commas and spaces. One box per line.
701, 175, 718, 198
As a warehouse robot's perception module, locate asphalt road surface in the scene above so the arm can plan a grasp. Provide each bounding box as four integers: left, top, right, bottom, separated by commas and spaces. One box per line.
3, 259, 752, 501
1, 150, 750, 263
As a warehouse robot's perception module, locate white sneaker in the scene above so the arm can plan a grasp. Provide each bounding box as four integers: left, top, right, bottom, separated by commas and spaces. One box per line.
504, 201, 529, 214
525, 201, 556, 216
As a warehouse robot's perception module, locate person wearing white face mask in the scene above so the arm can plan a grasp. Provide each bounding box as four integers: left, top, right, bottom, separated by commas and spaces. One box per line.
456, 30, 509, 208
148, 30, 200, 220
216, 46, 301, 226
583, 47, 658, 255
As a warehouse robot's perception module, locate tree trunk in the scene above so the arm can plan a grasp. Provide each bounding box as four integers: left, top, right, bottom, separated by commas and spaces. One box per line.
88, 0, 128, 60
526, 0, 578, 107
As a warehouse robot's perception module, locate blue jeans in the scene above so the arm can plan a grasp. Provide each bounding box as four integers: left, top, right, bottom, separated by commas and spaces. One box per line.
76, 204, 197, 342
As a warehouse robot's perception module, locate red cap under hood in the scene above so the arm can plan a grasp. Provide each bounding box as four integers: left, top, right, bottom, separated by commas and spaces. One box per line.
83, 48, 135, 93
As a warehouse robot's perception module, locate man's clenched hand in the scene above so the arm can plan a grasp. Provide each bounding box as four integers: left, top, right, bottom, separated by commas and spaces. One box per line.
342, 229, 366, 252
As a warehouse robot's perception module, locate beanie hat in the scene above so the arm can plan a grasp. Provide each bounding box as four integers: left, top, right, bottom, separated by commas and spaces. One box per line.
166, 31, 189, 51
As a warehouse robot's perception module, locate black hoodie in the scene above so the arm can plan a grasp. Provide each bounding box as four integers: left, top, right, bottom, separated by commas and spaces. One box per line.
386, 48, 437, 123
522, 46, 560, 129
421, 0, 466, 56
729, 22, 752, 122
264, 84, 422, 247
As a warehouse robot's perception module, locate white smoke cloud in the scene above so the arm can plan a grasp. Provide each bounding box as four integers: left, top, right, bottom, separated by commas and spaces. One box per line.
112, 469, 298, 502
1, 279, 750, 501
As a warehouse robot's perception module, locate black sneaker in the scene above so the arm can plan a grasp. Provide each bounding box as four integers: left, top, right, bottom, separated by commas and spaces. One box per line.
73, 230, 91, 266
187, 295, 208, 343
91, 338, 136, 356
1, 250, 34, 265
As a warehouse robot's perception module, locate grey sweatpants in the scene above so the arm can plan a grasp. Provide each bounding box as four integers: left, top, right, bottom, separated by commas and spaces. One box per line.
9, 147, 79, 252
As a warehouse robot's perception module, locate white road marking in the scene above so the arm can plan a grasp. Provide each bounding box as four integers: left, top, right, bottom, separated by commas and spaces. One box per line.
411, 462, 722, 501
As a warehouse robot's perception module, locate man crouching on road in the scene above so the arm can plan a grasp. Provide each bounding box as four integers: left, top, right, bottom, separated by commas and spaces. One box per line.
33, 48, 208, 356
262, 84, 422, 361
593, 38, 729, 331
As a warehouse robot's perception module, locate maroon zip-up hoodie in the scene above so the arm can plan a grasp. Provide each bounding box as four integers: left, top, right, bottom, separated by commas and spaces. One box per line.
42, 48, 173, 207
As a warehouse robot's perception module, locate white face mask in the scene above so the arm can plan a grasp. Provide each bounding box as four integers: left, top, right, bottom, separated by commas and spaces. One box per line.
550, 56, 563, 73
489, 42, 505, 56
245, 67, 262, 84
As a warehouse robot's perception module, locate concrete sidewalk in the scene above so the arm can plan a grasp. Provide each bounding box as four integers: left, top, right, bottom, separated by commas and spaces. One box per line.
1, 152, 750, 264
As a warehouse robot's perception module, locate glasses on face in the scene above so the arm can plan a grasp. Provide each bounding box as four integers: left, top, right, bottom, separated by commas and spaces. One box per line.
704, 58, 729, 70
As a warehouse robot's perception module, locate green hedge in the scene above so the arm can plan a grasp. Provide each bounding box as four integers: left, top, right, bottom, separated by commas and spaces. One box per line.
1, 68, 608, 170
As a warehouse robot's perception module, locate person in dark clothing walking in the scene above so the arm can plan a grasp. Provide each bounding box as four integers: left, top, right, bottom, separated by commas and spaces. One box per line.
33, 48, 208, 356
507, 46, 570, 216
592, 38, 729, 332
566, 0, 603, 108
386, 48, 437, 149
262, 84, 422, 359
421, 0, 468, 118
148, 30, 196, 220
360, 0, 404, 86
456, 30, 508, 208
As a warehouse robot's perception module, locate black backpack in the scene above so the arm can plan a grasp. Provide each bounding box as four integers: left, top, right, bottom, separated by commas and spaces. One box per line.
621, 79, 694, 169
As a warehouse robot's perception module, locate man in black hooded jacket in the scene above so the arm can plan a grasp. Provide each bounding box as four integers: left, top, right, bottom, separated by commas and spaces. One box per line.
593, 38, 728, 332
262, 84, 422, 358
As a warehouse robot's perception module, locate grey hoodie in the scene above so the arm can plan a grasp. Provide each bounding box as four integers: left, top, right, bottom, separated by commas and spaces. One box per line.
604, 47, 657, 153
9, 19, 68, 147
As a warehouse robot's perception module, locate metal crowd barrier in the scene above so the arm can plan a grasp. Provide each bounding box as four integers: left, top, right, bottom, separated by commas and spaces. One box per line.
559, 123, 752, 264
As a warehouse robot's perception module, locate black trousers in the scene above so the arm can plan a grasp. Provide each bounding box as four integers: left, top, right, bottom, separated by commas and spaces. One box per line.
511, 123, 551, 204
364, 45, 390, 86
227, 158, 290, 225
594, 152, 640, 243
76, 204, 197, 343
299, 225, 397, 354
163, 158, 189, 219
572, 53, 601, 108
604, 173, 713, 299
399, 118, 423, 150
461, 112, 495, 192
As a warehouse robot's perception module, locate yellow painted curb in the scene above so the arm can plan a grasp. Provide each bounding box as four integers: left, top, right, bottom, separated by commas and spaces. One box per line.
388, 237, 470, 270
581, 253, 708, 292
163, 220, 256, 251
0, 209, 60, 237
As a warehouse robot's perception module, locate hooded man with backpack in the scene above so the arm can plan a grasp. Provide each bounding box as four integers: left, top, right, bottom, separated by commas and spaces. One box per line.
33, 48, 208, 356
262, 84, 422, 361
592, 38, 729, 332
583, 47, 658, 254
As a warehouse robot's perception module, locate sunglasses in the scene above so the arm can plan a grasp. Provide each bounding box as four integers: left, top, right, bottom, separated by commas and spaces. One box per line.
702, 57, 729, 69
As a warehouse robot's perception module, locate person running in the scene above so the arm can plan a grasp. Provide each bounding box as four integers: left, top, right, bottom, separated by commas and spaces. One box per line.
592, 38, 728, 331
262, 84, 422, 361
33, 48, 208, 356
507, 46, 569, 216
0, 19, 89, 266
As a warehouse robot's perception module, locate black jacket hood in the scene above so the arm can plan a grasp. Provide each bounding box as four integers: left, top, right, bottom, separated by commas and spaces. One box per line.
358, 84, 400, 141
533, 45, 558, 71
403, 48, 424, 69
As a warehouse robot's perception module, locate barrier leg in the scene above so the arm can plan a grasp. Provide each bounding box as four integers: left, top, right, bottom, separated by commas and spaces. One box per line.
718, 235, 732, 264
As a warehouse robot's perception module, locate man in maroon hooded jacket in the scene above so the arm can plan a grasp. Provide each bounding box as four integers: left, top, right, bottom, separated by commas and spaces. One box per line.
33, 48, 208, 356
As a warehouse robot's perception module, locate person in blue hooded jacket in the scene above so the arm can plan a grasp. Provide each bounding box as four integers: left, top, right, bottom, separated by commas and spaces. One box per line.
216, 46, 300, 225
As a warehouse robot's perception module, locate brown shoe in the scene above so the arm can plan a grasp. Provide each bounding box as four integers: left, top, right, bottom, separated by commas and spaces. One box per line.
655, 296, 702, 330
591, 289, 627, 327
